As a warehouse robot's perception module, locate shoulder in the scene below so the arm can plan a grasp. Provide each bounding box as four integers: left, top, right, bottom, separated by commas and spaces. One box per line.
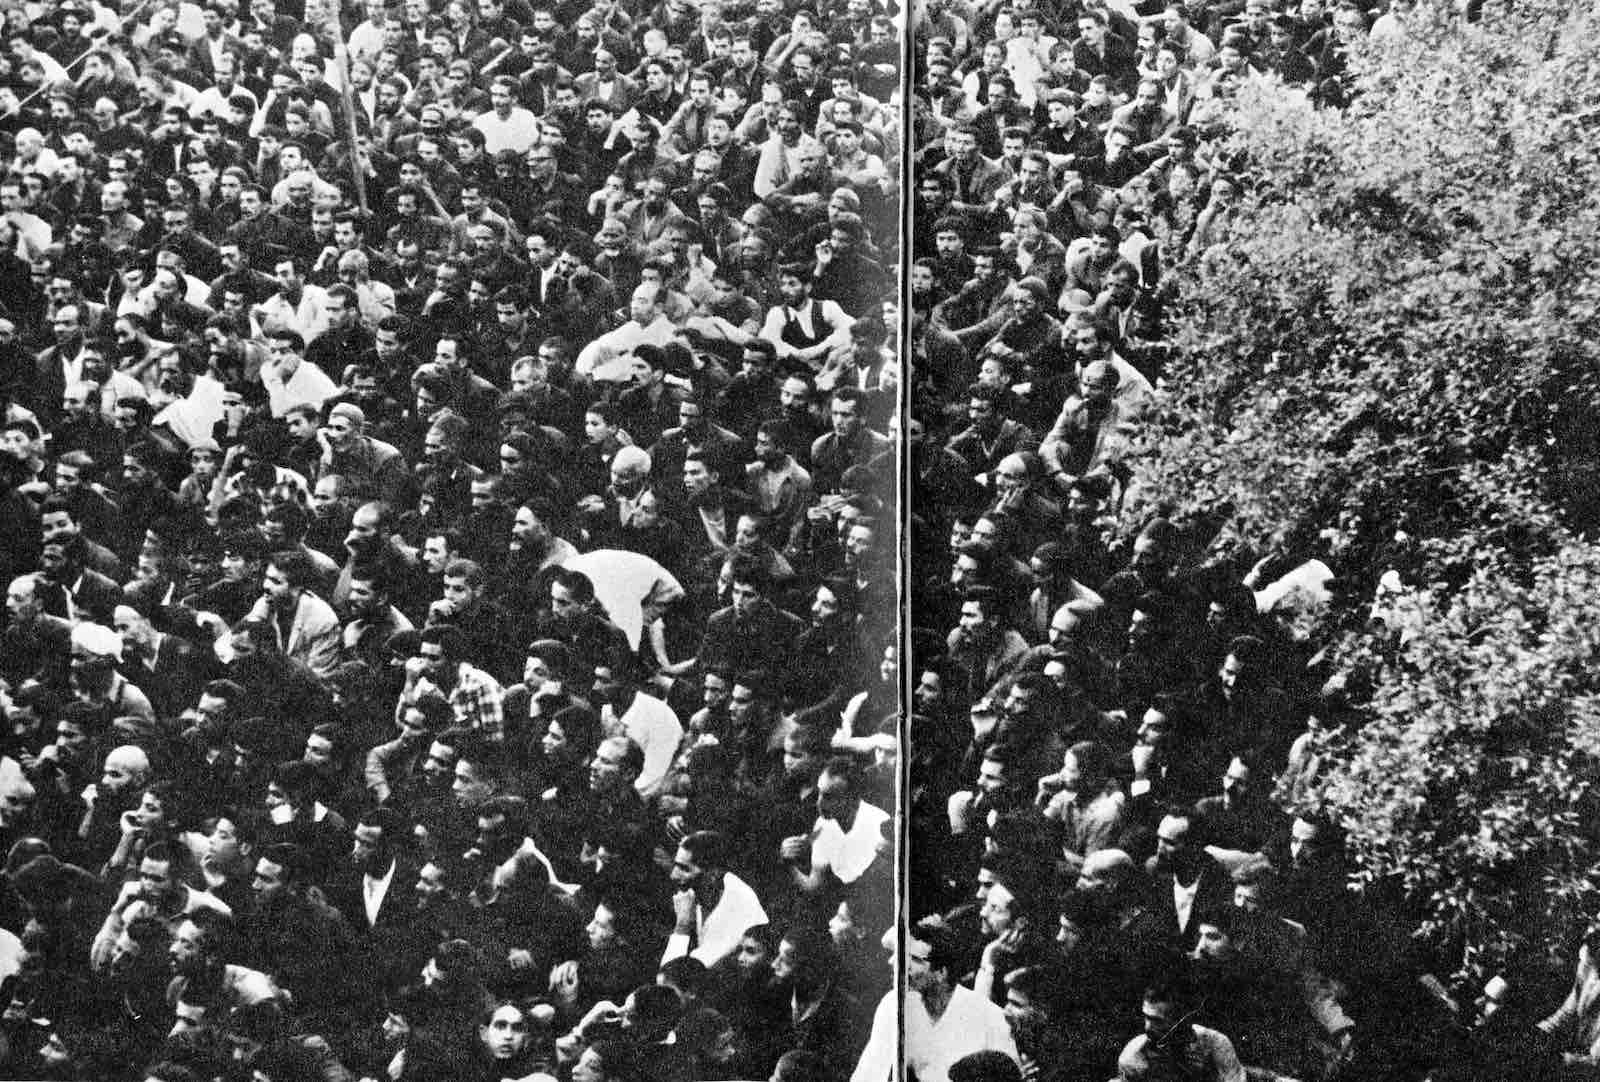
300, 592, 340, 626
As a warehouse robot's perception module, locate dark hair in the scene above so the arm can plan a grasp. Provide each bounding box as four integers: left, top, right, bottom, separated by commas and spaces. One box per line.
549, 705, 601, 758
950, 1051, 1024, 1082
257, 842, 308, 883
679, 830, 727, 869
909, 916, 960, 975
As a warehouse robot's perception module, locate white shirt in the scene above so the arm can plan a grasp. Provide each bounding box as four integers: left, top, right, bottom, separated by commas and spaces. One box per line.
574, 315, 680, 381
155, 373, 228, 449
348, 18, 389, 60
269, 174, 343, 208
11, 147, 61, 181
0, 927, 22, 987
753, 135, 808, 199
363, 860, 397, 927
851, 991, 898, 1082
137, 272, 212, 308
255, 284, 333, 344
1173, 873, 1200, 934
472, 107, 541, 155
563, 549, 684, 651
903, 985, 1018, 1082
758, 298, 853, 359
191, 83, 260, 119
605, 692, 682, 799
90, 369, 148, 419
351, 279, 397, 324
811, 800, 889, 885
5, 209, 51, 258
660, 871, 768, 968
260, 357, 339, 417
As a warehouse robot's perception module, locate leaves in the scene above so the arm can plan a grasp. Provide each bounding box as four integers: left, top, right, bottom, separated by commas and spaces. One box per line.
1142, 0, 1600, 984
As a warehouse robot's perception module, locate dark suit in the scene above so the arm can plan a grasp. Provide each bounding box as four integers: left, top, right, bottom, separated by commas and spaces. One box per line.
573, 71, 639, 114
1074, 33, 1140, 95
326, 858, 420, 937
121, 633, 213, 721
0, 614, 71, 689
33, 342, 82, 429
186, 34, 245, 84
61, 567, 123, 624
946, 420, 1041, 478
699, 599, 803, 677
541, 269, 617, 345
1144, 851, 1235, 950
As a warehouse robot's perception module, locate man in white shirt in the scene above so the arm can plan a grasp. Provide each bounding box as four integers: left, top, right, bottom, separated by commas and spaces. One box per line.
594, 663, 682, 799
472, 76, 540, 154
783, 756, 890, 895
347, 0, 391, 60
1, 174, 51, 258
854, 919, 1017, 1082
259, 329, 338, 418
661, 830, 768, 968
325, 806, 417, 939
575, 284, 680, 381
255, 254, 332, 346
562, 548, 685, 655
758, 268, 855, 366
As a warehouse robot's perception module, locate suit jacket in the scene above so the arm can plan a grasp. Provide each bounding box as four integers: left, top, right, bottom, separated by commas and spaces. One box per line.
542, 269, 618, 344
573, 71, 639, 113
187, 34, 245, 84
1143, 852, 1235, 949
121, 632, 212, 721
933, 153, 1006, 212
699, 599, 803, 677
33, 343, 78, 430
248, 591, 342, 679
0, 614, 71, 688
64, 568, 123, 625
1074, 33, 1140, 94
73, 536, 125, 583
946, 420, 1041, 478
326, 858, 420, 935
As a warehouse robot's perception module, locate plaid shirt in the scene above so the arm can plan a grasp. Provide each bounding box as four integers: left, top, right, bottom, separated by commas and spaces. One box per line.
403, 663, 505, 733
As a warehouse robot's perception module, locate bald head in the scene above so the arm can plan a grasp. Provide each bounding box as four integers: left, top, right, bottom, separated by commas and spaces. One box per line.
1081, 360, 1119, 403
6, 575, 39, 622
611, 445, 652, 485
1076, 847, 1135, 894
996, 452, 1030, 481
101, 746, 151, 794
0, 775, 34, 827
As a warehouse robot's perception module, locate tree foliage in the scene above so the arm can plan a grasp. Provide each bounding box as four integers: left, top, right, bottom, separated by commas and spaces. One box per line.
1135, 0, 1600, 981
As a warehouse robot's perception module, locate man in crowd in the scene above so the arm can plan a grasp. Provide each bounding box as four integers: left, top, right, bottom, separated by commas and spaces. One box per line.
907, 5, 1422, 1081
0, 4, 898, 1075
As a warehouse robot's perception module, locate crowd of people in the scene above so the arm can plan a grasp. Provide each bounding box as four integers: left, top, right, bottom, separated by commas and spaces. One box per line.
0, 0, 904, 1076
899, 1, 1547, 1081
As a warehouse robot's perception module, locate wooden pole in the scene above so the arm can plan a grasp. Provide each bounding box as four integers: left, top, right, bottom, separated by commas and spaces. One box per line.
10, 0, 158, 115
323, 0, 369, 216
